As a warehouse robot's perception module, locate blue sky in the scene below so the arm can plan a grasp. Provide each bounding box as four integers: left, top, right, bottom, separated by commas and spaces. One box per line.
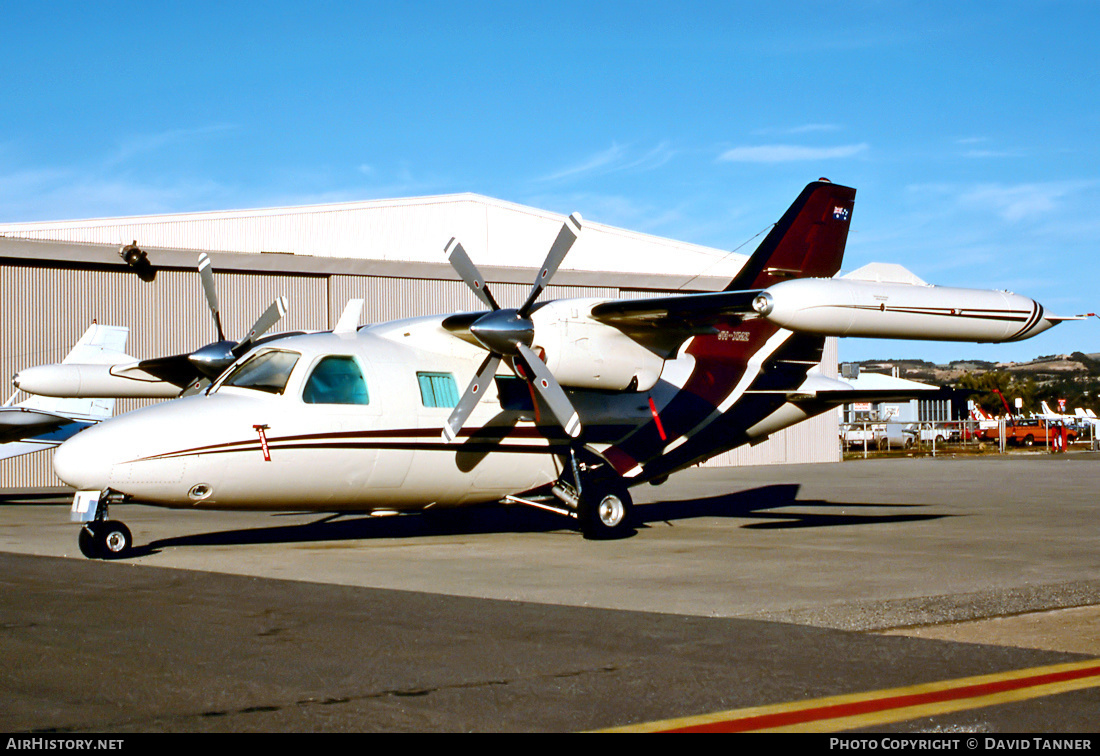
2, 2, 1097, 364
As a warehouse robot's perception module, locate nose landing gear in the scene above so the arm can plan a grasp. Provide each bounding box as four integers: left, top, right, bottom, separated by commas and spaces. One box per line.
78, 520, 133, 560
75, 489, 133, 559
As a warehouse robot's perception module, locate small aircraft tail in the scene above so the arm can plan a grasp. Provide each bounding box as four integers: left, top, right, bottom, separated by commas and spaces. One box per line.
724, 180, 857, 291
8, 323, 129, 422
1, 324, 130, 461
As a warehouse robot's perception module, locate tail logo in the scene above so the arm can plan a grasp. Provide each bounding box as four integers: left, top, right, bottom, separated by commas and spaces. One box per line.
833, 206, 850, 221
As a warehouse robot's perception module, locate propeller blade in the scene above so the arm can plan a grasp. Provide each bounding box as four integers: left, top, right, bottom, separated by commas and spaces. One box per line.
519, 213, 582, 316
445, 237, 500, 311
515, 343, 581, 438
442, 354, 501, 443
197, 253, 226, 341
238, 296, 288, 351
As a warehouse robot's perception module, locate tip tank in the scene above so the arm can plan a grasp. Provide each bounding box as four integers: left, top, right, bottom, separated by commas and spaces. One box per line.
755, 278, 1057, 342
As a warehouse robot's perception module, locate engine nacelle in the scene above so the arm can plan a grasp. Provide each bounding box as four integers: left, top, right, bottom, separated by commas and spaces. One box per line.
532, 300, 665, 391
754, 278, 1056, 342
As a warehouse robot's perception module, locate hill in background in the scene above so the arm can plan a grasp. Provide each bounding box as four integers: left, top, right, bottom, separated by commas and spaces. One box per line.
846, 353, 1100, 415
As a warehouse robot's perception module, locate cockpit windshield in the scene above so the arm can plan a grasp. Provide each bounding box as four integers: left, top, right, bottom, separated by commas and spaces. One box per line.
219, 349, 300, 395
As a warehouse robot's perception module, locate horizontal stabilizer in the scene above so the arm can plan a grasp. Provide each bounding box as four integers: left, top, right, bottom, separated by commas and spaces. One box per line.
841, 263, 928, 286
776, 372, 938, 406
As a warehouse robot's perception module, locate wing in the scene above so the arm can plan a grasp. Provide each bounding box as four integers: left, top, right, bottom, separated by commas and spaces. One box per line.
588, 289, 763, 358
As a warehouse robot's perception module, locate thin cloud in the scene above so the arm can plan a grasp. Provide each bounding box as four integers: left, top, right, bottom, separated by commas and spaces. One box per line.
539, 141, 676, 182
540, 143, 628, 182
718, 143, 868, 163
959, 180, 1096, 223
963, 149, 1022, 159
105, 124, 238, 168
787, 124, 843, 134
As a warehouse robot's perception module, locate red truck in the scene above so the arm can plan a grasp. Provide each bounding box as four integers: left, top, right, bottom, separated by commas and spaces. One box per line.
979, 419, 1076, 447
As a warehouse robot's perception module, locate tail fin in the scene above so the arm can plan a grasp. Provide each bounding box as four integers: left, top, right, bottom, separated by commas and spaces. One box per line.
9, 323, 129, 421
725, 180, 856, 291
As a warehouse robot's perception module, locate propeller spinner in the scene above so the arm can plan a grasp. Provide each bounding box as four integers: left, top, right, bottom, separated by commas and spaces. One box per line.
442, 213, 583, 443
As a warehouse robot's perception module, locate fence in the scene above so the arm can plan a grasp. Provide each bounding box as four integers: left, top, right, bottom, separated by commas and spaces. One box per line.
838, 418, 1099, 457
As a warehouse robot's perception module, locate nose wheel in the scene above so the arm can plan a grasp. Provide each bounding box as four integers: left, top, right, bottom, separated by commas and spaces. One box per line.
78, 520, 133, 560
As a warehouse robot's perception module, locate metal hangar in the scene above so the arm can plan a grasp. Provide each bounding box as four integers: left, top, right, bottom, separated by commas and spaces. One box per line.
0, 193, 839, 487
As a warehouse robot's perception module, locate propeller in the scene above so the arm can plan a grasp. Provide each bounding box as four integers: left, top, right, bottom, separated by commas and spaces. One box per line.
442, 213, 583, 443
187, 253, 289, 379
135, 254, 289, 388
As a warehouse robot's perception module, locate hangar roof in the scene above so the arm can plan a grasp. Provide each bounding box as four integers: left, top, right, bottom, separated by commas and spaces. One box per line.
0, 193, 746, 287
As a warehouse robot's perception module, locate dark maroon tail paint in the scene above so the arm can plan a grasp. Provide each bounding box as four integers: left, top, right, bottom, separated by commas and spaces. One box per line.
724, 180, 856, 291
602, 180, 857, 479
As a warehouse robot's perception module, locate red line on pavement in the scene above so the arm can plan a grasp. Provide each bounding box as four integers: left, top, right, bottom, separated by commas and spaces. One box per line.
662, 661, 1100, 733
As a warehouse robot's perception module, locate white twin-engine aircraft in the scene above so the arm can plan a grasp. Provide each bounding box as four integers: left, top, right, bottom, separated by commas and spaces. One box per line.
47, 181, 1075, 558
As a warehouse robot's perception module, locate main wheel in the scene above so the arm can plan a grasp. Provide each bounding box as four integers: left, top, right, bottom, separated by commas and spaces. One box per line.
96, 520, 133, 559
579, 480, 633, 540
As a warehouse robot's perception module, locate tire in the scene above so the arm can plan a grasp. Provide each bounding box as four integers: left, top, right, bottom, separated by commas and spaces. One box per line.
1023, 435, 1034, 447
96, 521, 133, 559
579, 480, 634, 540
78, 525, 101, 559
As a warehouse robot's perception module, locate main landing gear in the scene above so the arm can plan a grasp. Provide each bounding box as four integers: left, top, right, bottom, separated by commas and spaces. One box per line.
553, 449, 635, 540
76, 490, 133, 559
503, 449, 635, 539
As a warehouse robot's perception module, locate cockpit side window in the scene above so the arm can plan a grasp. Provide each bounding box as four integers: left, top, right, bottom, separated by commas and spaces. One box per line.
417, 371, 459, 408
303, 356, 370, 405
220, 350, 300, 395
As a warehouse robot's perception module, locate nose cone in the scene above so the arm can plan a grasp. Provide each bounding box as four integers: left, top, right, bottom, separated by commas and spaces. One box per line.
53, 423, 114, 490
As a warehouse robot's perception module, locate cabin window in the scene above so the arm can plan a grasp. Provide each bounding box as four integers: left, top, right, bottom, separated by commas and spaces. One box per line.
303, 356, 370, 405
220, 350, 300, 395
417, 371, 459, 408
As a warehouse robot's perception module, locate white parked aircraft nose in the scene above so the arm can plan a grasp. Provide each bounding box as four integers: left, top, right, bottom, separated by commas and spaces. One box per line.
53, 425, 113, 491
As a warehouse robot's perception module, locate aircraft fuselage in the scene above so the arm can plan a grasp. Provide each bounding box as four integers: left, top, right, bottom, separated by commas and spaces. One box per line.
51, 318, 668, 511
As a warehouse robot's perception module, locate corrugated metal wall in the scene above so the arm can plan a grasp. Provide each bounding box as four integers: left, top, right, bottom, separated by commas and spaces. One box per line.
705, 338, 840, 467
327, 275, 626, 325
1, 264, 328, 486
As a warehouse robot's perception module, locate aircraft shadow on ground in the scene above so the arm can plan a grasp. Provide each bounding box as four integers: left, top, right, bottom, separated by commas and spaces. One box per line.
0, 491, 73, 506
639, 483, 946, 530
135, 483, 947, 556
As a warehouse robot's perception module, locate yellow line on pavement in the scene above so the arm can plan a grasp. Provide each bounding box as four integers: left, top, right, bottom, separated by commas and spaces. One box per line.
600, 659, 1100, 733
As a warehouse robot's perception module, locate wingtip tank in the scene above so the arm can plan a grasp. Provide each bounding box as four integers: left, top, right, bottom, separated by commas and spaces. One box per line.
754, 277, 1057, 343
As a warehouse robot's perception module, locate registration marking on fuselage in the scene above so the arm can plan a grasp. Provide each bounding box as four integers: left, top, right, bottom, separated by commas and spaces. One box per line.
599, 659, 1100, 732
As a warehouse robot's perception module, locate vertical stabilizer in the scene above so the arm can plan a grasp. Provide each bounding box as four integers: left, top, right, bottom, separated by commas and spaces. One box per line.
10, 324, 130, 421
725, 180, 856, 291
